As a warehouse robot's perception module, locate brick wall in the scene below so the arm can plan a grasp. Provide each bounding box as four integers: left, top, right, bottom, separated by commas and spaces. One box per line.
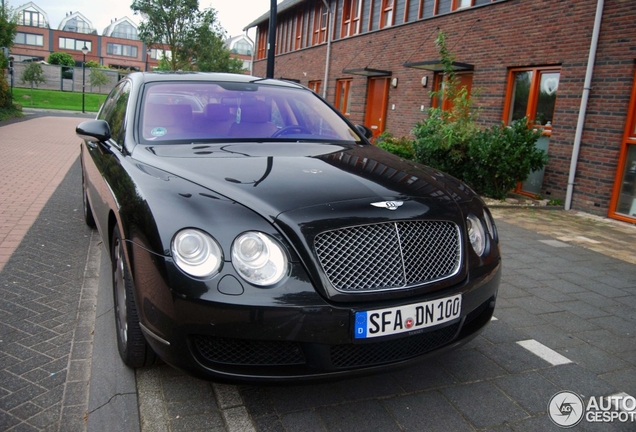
252, 0, 636, 216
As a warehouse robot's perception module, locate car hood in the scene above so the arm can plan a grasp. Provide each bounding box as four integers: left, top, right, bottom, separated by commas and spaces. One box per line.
131, 141, 473, 220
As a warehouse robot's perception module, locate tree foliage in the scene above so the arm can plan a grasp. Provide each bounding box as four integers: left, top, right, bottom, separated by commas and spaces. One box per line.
47, 52, 76, 66
131, 0, 243, 73
465, 118, 547, 199
1, 2, 18, 70
20, 62, 46, 102
89, 68, 111, 93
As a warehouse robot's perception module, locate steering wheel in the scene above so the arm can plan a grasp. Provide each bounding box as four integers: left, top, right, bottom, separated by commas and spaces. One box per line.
271, 125, 311, 138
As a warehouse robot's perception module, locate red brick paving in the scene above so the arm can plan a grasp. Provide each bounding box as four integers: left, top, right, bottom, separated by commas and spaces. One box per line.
0, 116, 82, 272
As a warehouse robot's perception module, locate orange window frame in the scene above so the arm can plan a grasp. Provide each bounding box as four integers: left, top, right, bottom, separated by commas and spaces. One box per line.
308, 80, 322, 94
418, 0, 439, 18
256, 26, 267, 60
335, 79, 353, 116
380, 0, 394, 28
609, 70, 636, 223
313, 3, 328, 45
341, 0, 362, 37
295, 11, 304, 50
503, 66, 561, 197
452, 0, 474, 11
502, 66, 561, 137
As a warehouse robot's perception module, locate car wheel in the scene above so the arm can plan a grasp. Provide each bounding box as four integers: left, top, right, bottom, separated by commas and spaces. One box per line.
82, 175, 96, 229
111, 226, 157, 367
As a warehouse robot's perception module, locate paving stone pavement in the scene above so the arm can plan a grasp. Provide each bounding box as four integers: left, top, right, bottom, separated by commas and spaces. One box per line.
2, 114, 636, 431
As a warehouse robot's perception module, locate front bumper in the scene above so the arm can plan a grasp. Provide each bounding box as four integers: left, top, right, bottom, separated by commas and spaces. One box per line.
132, 244, 501, 383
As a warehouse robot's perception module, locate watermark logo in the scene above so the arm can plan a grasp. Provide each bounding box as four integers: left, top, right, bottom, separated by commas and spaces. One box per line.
548, 391, 584, 428
549, 391, 636, 428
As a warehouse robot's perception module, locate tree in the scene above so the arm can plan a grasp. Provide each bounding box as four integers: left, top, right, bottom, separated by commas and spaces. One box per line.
131, 0, 241, 72
89, 68, 111, 94
182, 9, 244, 73
0, 1, 18, 70
20, 62, 46, 103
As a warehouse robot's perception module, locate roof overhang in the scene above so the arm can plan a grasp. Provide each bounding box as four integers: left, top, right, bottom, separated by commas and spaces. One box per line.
342, 67, 392, 77
403, 60, 474, 72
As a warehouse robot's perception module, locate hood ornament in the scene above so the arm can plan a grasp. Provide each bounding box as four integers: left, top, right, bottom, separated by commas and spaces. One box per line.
371, 201, 404, 211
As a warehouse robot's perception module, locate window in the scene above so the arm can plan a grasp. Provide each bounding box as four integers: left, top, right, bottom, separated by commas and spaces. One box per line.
312, 3, 328, 45
381, 0, 395, 28
335, 79, 353, 116
452, 0, 473, 10
231, 39, 252, 56
308, 81, 322, 94
63, 17, 91, 34
504, 67, 560, 133
503, 66, 560, 195
59, 37, 92, 52
341, 0, 362, 37
111, 21, 138, 40
99, 81, 131, 144
107, 43, 139, 58
150, 49, 171, 60
257, 26, 267, 60
20, 10, 47, 27
14, 32, 44, 46
295, 10, 304, 49
610, 71, 636, 222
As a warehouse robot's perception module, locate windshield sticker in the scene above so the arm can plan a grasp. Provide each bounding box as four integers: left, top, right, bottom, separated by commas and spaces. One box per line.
151, 127, 167, 137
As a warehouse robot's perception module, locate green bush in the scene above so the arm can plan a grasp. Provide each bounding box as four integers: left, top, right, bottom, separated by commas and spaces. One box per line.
411, 101, 480, 181
0, 75, 12, 109
375, 132, 415, 160
464, 118, 548, 199
48, 52, 75, 66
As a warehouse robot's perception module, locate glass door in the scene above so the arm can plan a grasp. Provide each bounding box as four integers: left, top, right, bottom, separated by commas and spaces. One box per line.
610, 70, 636, 222
505, 67, 560, 195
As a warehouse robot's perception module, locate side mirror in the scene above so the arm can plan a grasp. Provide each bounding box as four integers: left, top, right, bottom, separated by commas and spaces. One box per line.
76, 120, 111, 142
354, 124, 373, 140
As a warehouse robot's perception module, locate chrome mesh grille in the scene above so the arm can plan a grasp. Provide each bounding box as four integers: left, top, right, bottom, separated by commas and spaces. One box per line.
314, 221, 461, 293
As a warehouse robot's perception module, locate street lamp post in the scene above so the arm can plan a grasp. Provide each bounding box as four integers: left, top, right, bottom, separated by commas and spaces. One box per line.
81, 46, 88, 113
146, 48, 151, 72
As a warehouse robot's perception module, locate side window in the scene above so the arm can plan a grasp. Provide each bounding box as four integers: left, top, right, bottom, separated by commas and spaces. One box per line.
100, 81, 131, 144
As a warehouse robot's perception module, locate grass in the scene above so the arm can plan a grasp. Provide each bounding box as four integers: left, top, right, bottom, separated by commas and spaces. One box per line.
11, 87, 105, 112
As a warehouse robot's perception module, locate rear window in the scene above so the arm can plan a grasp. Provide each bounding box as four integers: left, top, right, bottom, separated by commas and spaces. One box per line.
139, 82, 360, 144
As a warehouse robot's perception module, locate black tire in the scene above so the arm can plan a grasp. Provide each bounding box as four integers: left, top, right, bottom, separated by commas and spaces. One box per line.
111, 226, 157, 367
82, 174, 96, 229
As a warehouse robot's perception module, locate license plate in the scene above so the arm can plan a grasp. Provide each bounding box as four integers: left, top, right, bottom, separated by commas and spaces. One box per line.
354, 294, 462, 339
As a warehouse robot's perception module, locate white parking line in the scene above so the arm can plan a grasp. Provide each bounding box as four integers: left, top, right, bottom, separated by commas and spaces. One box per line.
516, 339, 573, 366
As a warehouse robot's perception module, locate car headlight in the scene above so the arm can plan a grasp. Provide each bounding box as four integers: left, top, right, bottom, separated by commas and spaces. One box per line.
466, 214, 487, 256
232, 232, 288, 286
172, 229, 223, 278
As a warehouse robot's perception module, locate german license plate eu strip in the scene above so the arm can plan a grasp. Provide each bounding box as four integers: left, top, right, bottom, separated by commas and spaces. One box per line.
354, 294, 462, 339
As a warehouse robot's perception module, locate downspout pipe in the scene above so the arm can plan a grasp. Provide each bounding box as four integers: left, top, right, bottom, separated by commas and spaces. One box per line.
565, 0, 604, 210
322, 0, 333, 99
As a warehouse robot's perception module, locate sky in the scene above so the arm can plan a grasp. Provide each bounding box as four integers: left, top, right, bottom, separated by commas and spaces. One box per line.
10, 0, 277, 38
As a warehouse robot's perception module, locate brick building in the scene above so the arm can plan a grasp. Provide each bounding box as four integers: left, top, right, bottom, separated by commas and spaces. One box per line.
9, 2, 252, 74
245, 0, 636, 224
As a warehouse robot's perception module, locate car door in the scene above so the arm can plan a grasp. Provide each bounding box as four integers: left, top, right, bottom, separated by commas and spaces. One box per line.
83, 80, 132, 234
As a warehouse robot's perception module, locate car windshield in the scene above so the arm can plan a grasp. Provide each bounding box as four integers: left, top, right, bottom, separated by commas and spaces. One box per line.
139, 81, 361, 144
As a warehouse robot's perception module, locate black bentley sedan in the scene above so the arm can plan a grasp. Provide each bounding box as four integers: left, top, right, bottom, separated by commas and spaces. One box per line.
77, 72, 501, 382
